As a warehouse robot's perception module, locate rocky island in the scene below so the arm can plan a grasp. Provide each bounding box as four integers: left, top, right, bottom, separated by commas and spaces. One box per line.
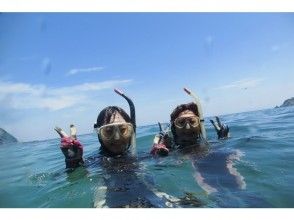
275, 97, 294, 108
0, 128, 18, 145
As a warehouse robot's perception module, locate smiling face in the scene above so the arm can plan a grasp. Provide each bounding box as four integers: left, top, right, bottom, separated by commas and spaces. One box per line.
174, 110, 201, 146
99, 111, 133, 155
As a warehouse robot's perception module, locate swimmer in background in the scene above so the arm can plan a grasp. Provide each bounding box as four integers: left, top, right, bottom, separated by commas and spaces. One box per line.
151, 88, 230, 156
150, 88, 246, 201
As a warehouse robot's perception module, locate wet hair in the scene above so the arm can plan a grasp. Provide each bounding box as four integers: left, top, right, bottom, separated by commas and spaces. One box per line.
94, 106, 133, 155
170, 102, 199, 142
95, 106, 132, 128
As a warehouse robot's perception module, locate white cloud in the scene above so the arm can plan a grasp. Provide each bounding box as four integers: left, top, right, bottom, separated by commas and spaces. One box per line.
0, 81, 46, 95
0, 79, 132, 111
215, 78, 265, 90
67, 66, 105, 76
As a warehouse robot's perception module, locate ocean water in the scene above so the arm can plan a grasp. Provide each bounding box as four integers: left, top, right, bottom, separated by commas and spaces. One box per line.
1, 106, 294, 208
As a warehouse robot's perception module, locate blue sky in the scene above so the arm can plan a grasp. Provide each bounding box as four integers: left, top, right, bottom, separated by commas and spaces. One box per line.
0, 13, 294, 141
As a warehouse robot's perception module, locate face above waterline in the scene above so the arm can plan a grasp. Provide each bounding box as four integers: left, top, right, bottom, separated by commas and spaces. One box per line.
99, 112, 133, 155
174, 110, 201, 146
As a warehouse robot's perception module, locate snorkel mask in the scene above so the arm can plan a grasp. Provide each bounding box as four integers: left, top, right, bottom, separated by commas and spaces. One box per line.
97, 122, 134, 141
183, 88, 207, 140
174, 116, 201, 130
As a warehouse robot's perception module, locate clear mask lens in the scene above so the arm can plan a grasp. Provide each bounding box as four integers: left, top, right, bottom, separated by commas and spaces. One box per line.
175, 116, 200, 129
98, 123, 134, 140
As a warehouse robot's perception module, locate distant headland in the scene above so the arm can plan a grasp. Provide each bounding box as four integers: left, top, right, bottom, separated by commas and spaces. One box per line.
0, 128, 18, 145
275, 97, 294, 108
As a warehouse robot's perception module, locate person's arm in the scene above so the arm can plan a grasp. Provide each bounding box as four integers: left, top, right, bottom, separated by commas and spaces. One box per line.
55, 125, 84, 169
210, 116, 230, 139
150, 122, 172, 156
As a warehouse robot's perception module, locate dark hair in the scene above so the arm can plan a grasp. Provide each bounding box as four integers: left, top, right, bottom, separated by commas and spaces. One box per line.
94, 106, 133, 155
170, 102, 199, 142
95, 106, 132, 128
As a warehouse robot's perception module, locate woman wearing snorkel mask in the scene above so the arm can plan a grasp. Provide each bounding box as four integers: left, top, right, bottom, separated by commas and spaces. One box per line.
149, 88, 262, 207
94, 107, 134, 155
54, 89, 136, 169
90, 95, 193, 208
151, 88, 229, 156
54, 90, 185, 208
94, 89, 136, 157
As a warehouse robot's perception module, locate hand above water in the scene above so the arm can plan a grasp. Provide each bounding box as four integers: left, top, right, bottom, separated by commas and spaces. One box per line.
210, 117, 230, 139
54, 125, 84, 168
150, 122, 171, 156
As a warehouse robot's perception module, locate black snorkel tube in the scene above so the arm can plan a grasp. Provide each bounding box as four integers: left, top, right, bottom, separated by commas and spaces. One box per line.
114, 89, 136, 152
114, 88, 136, 133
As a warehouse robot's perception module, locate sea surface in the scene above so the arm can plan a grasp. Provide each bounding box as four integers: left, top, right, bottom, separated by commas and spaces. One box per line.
1, 107, 294, 208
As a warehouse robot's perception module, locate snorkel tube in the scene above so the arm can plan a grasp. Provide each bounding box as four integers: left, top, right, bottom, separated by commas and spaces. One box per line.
183, 87, 207, 140
114, 89, 136, 133
114, 88, 136, 151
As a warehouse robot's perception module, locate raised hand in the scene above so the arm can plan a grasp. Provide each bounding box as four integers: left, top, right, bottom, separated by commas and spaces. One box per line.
55, 125, 84, 168
150, 122, 171, 156
210, 117, 230, 139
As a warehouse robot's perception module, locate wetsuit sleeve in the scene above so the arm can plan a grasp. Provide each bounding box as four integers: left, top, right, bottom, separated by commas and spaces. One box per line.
60, 137, 84, 168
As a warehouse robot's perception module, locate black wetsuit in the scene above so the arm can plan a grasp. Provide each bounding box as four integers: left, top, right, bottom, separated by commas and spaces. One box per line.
63, 150, 175, 208
97, 154, 173, 207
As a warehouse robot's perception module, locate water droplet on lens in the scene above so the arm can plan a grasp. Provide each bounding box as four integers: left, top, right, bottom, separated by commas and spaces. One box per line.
41, 57, 52, 75
39, 18, 47, 33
